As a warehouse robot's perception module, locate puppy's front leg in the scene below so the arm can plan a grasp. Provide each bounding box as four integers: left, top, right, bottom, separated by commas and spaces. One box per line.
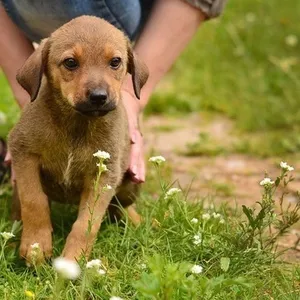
62, 177, 114, 260
13, 156, 52, 264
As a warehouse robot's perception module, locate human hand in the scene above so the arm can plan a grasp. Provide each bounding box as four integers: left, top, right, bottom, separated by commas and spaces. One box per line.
122, 90, 145, 183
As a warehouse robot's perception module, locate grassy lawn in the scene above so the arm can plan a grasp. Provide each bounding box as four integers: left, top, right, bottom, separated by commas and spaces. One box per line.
0, 0, 300, 299
0, 162, 300, 299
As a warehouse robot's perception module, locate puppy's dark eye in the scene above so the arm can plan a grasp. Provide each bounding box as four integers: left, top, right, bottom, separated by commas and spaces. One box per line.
110, 57, 121, 69
63, 58, 79, 70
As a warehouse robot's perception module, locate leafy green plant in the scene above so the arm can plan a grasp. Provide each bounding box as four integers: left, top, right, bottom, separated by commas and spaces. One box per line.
240, 164, 300, 252
133, 254, 251, 300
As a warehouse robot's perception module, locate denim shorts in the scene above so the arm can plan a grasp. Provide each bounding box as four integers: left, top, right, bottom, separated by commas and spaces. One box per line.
1, 0, 155, 42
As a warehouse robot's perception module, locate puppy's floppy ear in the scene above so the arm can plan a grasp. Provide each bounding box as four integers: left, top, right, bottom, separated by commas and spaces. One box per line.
127, 42, 149, 99
16, 38, 50, 101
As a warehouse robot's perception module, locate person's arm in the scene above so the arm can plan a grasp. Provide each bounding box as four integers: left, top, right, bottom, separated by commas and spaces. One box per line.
124, 0, 207, 109
0, 4, 34, 108
123, 0, 207, 183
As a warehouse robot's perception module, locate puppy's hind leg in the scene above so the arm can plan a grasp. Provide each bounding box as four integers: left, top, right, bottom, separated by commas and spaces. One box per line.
108, 173, 142, 226
125, 204, 142, 226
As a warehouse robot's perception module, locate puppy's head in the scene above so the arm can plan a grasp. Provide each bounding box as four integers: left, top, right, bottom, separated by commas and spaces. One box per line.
17, 16, 148, 116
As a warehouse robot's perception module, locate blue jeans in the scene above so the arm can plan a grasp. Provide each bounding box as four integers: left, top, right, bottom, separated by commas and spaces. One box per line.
1, 0, 154, 42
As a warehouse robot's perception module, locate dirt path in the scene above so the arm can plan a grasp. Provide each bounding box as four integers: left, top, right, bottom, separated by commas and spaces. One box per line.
143, 113, 300, 261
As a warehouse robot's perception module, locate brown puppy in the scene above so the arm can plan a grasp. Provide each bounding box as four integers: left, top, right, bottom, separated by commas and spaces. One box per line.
8, 16, 148, 264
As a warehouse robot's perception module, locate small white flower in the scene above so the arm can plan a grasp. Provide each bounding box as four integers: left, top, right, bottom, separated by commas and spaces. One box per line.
53, 257, 81, 280
103, 184, 112, 191
193, 234, 202, 245
110, 297, 123, 300
219, 219, 225, 224
93, 150, 110, 160
140, 263, 147, 269
191, 218, 199, 224
260, 178, 275, 186
98, 269, 106, 275
86, 258, 107, 276
86, 259, 102, 269
191, 264, 203, 274
164, 188, 181, 200
202, 213, 211, 220
285, 34, 298, 47
194, 234, 201, 240
280, 162, 294, 172
0, 232, 15, 241
212, 212, 221, 219
149, 155, 166, 165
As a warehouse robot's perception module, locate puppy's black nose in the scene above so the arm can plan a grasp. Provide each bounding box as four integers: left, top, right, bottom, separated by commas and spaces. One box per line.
89, 89, 107, 105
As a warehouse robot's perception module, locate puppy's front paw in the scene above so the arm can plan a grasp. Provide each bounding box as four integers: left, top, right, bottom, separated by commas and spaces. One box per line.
62, 227, 94, 261
20, 228, 52, 265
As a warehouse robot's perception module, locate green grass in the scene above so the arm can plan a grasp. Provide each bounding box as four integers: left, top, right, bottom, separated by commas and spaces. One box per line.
184, 130, 300, 158
184, 132, 226, 157
210, 181, 235, 197
0, 162, 299, 299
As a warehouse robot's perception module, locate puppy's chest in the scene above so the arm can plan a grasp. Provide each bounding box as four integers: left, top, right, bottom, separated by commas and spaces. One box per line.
41, 145, 97, 186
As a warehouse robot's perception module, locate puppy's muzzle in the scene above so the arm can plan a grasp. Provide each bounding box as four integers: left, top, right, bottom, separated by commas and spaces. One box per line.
75, 88, 116, 117
89, 88, 107, 105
